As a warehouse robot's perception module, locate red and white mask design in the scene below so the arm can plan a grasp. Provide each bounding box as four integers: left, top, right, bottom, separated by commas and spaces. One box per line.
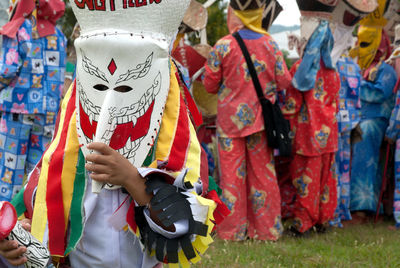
75, 33, 169, 168
70, 0, 191, 174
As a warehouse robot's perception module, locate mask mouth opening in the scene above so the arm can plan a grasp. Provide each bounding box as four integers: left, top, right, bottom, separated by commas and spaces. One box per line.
342, 10, 360, 26
360, 42, 370, 48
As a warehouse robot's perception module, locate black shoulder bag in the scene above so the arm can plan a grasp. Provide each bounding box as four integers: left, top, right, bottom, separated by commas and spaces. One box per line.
232, 32, 292, 157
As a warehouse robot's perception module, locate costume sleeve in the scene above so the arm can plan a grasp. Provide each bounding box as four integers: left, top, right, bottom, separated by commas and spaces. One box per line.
274, 49, 292, 91
386, 90, 400, 140
203, 39, 225, 94
360, 64, 397, 104
281, 61, 303, 117
0, 27, 25, 89
131, 168, 215, 268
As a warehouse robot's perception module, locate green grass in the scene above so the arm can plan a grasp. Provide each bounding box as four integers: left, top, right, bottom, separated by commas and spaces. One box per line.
194, 222, 400, 267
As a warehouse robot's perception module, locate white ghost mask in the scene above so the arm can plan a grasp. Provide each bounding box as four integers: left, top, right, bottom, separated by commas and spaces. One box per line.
70, 0, 191, 191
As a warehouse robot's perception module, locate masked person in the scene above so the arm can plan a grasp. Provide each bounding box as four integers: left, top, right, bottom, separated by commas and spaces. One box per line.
384, 24, 400, 229
0, 1, 221, 267
203, 0, 292, 241
282, 0, 340, 235
349, 0, 397, 222
0, 0, 65, 202
328, 0, 377, 227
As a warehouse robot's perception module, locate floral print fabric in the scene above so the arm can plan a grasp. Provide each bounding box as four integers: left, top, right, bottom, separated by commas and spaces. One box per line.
203, 29, 291, 138
290, 153, 337, 233
283, 61, 340, 156
216, 131, 282, 241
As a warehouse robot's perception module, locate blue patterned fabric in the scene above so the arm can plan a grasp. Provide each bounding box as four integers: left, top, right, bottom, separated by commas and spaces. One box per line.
0, 18, 66, 114
292, 20, 334, 92
360, 62, 397, 121
330, 131, 352, 227
350, 62, 396, 212
330, 57, 361, 226
385, 85, 400, 226
0, 112, 57, 201
350, 118, 387, 212
394, 140, 400, 227
0, 18, 65, 201
336, 57, 361, 133
386, 89, 400, 141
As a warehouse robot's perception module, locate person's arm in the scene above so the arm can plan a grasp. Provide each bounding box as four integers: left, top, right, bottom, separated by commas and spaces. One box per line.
360, 64, 397, 104
85, 143, 178, 231
203, 39, 226, 94
0, 29, 23, 89
281, 61, 303, 117
386, 90, 400, 142
274, 47, 292, 92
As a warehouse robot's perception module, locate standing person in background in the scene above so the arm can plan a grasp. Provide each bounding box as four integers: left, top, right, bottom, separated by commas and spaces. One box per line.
0, 0, 65, 201
282, 0, 340, 235
349, 0, 397, 222
383, 24, 400, 230
328, 0, 377, 227
203, 0, 292, 241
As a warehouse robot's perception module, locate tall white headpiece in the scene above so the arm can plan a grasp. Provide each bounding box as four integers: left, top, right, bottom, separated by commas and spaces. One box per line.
70, 0, 191, 191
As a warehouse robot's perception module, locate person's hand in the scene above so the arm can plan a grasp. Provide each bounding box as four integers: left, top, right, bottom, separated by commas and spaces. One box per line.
85, 142, 139, 188
385, 136, 395, 145
0, 219, 31, 266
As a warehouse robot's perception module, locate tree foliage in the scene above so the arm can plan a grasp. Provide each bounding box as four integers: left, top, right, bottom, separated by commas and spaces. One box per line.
193, 0, 229, 46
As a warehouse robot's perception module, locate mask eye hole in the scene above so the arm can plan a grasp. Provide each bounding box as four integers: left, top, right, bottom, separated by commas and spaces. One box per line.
114, 85, 133, 93
360, 42, 370, 48
93, 84, 109, 91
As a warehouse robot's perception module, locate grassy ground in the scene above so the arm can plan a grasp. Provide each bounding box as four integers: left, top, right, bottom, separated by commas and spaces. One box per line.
194, 221, 400, 267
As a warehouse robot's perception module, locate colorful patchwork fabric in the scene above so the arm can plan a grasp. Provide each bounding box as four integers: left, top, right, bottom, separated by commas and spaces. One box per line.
393, 139, 400, 227
336, 56, 361, 133
0, 112, 56, 201
12, 64, 221, 267
330, 130, 352, 226
203, 29, 292, 138
0, 18, 66, 115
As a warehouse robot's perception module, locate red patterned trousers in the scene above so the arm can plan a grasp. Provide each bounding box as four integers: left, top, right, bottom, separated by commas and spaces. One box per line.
290, 153, 337, 233
216, 131, 282, 241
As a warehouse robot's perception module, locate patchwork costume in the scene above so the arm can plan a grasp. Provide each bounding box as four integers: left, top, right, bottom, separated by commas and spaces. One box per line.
203, 0, 292, 241
10, 1, 225, 267
0, 0, 65, 202
330, 56, 361, 226
349, 0, 397, 213
283, 0, 340, 233
385, 24, 400, 228
328, 0, 377, 226
386, 88, 400, 227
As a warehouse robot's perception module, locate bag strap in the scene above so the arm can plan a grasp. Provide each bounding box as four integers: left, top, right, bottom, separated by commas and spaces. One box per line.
232, 31, 266, 101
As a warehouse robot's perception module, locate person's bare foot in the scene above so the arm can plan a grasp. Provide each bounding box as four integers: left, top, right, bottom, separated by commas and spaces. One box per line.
343, 212, 368, 226
387, 225, 399, 231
